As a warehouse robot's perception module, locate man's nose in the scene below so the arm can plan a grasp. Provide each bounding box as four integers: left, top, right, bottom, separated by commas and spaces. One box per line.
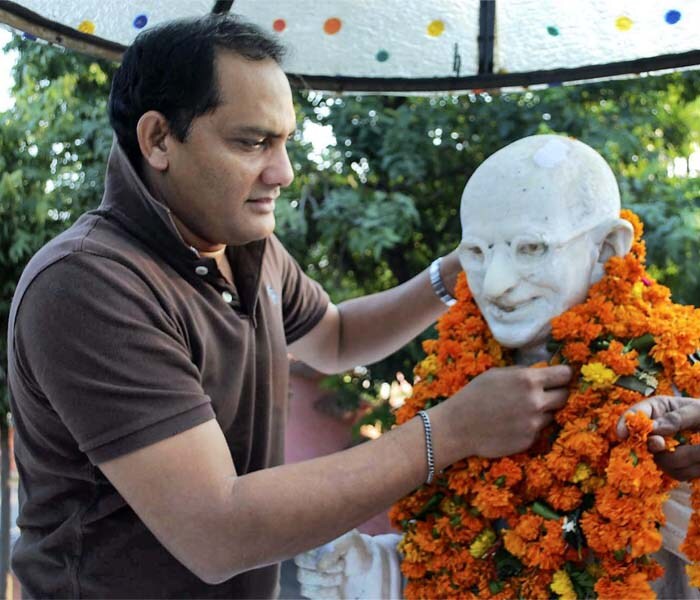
262, 145, 295, 188
482, 246, 518, 300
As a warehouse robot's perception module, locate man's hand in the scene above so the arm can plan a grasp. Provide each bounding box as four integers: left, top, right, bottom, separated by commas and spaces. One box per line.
432, 365, 572, 464
295, 530, 402, 600
617, 396, 700, 481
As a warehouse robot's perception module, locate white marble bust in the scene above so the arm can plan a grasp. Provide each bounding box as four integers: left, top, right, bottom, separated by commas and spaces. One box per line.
295, 135, 693, 600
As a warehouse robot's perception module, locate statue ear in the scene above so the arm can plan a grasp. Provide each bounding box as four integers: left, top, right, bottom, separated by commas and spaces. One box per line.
597, 219, 634, 264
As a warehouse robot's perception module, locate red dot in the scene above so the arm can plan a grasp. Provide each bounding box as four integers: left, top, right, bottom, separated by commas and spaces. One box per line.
273, 19, 286, 32
324, 17, 342, 35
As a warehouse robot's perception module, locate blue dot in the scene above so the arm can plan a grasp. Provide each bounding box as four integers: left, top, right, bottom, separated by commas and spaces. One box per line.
376, 49, 389, 62
22, 32, 37, 40
665, 10, 681, 24
133, 14, 148, 29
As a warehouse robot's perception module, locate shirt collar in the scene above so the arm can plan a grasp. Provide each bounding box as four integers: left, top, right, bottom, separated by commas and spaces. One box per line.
98, 138, 266, 317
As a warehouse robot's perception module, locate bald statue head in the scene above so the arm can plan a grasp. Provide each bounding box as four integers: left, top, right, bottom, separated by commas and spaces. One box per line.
459, 135, 633, 360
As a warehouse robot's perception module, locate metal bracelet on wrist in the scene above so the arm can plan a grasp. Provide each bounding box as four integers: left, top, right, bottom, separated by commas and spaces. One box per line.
429, 256, 457, 307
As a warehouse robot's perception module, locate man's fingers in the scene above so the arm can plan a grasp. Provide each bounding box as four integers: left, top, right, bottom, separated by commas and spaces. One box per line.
647, 434, 666, 453
535, 365, 574, 389
541, 387, 569, 411
655, 445, 700, 473
616, 396, 677, 439
652, 402, 700, 436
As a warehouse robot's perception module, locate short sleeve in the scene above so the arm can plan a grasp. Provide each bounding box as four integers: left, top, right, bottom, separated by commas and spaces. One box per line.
267, 236, 329, 344
12, 253, 215, 464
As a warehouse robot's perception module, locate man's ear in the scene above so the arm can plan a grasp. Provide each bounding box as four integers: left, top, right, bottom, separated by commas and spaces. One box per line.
136, 111, 172, 172
597, 219, 634, 264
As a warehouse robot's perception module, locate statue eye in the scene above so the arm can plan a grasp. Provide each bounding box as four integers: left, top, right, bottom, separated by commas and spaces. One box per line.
459, 241, 486, 267
516, 240, 547, 257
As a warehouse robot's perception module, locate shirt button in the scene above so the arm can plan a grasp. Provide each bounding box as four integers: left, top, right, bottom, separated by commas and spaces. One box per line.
195, 266, 208, 276
222, 291, 233, 304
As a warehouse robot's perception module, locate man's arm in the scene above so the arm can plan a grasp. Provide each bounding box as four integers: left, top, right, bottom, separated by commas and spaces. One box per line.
100, 364, 572, 584
288, 252, 461, 374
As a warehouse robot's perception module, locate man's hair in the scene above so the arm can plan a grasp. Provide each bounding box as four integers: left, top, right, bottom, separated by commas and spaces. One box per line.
108, 14, 286, 168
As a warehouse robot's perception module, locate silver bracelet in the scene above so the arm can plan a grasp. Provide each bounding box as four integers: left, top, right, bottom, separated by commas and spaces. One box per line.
417, 410, 435, 485
429, 257, 457, 307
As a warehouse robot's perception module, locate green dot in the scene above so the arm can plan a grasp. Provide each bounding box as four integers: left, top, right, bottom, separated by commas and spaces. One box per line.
376, 49, 389, 62
547, 25, 560, 36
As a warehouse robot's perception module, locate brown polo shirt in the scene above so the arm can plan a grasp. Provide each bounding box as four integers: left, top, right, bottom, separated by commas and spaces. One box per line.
7, 141, 329, 598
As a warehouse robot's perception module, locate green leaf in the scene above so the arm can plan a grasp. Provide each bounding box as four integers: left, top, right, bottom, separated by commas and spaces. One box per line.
531, 501, 561, 520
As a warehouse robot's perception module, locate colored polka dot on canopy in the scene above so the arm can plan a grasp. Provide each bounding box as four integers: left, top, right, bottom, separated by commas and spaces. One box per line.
4, 0, 698, 93
615, 15, 633, 31
133, 14, 148, 29
323, 17, 341, 35
665, 10, 681, 25
77, 20, 95, 34
427, 20, 445, 37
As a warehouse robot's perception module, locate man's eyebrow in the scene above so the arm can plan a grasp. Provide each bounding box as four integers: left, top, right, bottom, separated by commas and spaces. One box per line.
231, 126, 298, 138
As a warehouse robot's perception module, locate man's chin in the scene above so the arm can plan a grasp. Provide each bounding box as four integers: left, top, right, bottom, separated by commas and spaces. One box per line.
227, 218, 276, 246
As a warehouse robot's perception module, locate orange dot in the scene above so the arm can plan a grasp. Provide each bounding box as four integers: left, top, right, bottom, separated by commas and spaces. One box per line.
77, 20, 96, 35
324, 17, 342, 35
273, 19, 286, 32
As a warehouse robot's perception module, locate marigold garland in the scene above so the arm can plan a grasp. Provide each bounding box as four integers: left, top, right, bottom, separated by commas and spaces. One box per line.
390, 211, 700, 599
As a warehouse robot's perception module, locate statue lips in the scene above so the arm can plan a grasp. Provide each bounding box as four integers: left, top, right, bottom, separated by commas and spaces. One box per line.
485, 297, 541, 322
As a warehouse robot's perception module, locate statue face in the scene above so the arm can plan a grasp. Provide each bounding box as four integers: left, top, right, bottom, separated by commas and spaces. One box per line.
458, 136, 618, 351
460, 203, 599, 349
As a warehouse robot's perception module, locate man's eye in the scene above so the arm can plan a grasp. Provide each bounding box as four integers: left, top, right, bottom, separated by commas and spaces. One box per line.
238, 139, 266, 148
516, 241, 547, 257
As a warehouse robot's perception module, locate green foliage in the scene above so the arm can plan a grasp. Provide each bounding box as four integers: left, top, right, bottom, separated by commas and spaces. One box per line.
0, 36, 115, 418
276, 72, 700, 429
1, 35, 699, 435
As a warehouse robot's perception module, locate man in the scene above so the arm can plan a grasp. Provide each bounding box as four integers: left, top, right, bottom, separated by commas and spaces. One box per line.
6, 16, 571, 598
296, 134, 698, 599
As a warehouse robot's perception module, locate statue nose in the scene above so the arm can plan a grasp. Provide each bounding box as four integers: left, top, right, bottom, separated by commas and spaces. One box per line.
482, 246, 518, 300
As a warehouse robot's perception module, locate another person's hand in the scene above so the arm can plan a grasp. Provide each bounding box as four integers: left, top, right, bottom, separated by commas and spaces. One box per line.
432, 365, 572, 461
295, 529, 402, 600
617, 396, 700, 481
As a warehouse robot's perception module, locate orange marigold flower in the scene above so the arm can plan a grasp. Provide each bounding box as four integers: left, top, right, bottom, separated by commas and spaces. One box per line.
595, 572, 655, 600
391, 210, 700, 597
546, 483, 583, 512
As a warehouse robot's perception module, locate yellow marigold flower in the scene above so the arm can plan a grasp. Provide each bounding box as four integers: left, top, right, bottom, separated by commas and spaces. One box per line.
551, 570, 576, 600
632, 281, 644, 299
417, 355, 439, 377
581, 362, 619, 389
469, 528, 496, 558
687, 560, 700, 587
572, 462, 592, 483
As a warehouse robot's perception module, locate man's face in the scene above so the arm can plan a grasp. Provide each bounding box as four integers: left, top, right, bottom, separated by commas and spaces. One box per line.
459, 190, 600, 350
159, 51, 296, 248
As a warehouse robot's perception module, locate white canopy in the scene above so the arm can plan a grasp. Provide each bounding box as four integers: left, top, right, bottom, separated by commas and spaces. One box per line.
0, 0, 698, 93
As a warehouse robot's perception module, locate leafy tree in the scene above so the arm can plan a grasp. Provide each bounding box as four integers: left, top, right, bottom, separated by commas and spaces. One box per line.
277, 72, 700, 388
0, 36, 114, 594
